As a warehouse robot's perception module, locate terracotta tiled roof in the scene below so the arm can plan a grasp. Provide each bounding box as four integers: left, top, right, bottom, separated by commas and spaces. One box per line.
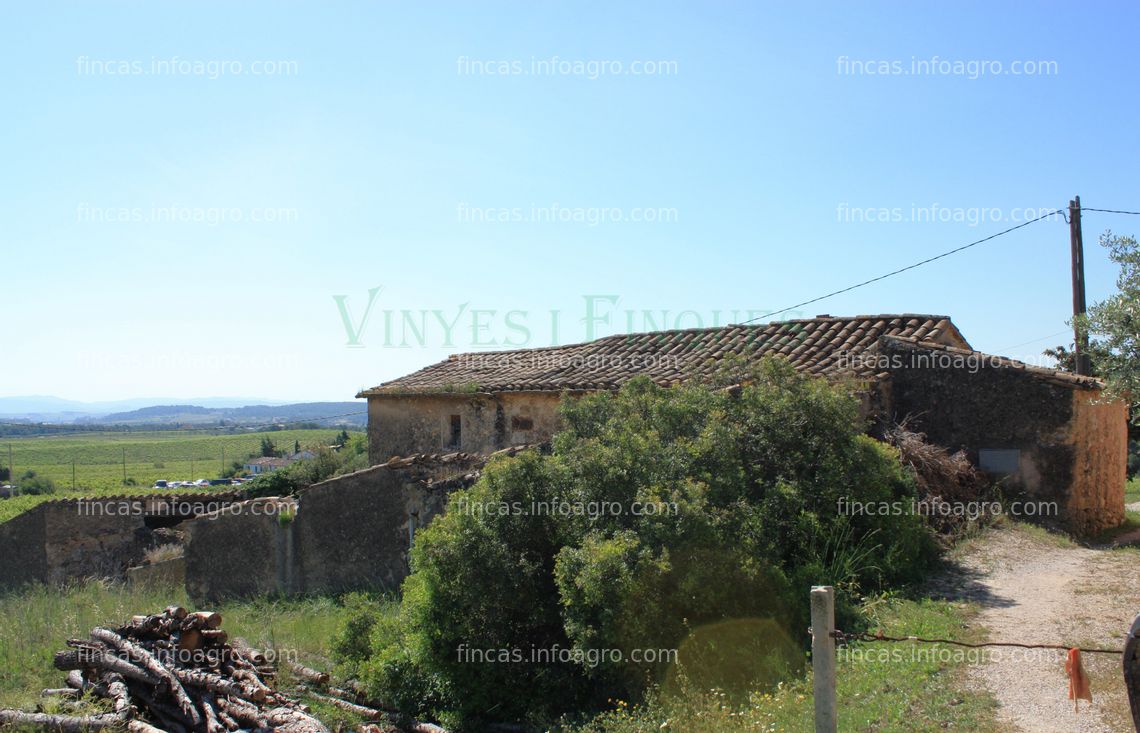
246, 457, 294, 467
358, 314, 970, 396
879, 336, 1103, 390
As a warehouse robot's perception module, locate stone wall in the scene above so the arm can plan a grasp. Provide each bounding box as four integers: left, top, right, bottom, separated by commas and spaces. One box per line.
184, 454, 486, 602
0, 493, 241, 590
880, 341, 1126, 534
0, 507, 47, 589
184, 498, 295, 603
366, 392, 561, 462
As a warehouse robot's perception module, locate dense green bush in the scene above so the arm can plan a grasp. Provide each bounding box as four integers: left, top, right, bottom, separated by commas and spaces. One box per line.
17, 470, 55, 495
352, 360, 935, 728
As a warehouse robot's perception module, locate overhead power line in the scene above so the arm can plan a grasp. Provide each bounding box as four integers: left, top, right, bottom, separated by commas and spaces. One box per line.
1081, 207, 1140, 216
738, 209, 1066, 324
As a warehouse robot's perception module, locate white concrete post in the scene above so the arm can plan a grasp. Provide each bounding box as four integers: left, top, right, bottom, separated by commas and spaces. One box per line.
811, 585, 837, 733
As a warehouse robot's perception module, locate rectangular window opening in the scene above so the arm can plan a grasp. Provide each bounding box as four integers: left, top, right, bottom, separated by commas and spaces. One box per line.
448, 414, 462, 448
511, 416, 534, 431
978, 448, 1020, 475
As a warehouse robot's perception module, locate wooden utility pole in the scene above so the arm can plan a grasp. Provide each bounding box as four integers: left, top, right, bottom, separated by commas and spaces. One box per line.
122, 447, 127, 484
6, 443, 12, 484
1069, 196, 1091, 376
71, 460, 76, 490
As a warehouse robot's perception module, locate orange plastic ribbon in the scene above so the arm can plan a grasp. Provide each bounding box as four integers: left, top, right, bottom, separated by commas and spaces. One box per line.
1065, 648, 1092, 711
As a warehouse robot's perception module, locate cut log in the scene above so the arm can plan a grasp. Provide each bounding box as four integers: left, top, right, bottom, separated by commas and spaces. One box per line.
164, 606, 188, 621
178, 630, 202, 652
169, 667, 267, 703
90, 673, 131, 719
200, 630, 228, 645
40, 689, 81, 700
199, 693, 226, 733
126, 685, 188, 733
89, 628, 200, 727
229, 669, 272, 699
286, 663, 329, 686
127, 720, 168, 733
185, 612, 223, 631
215, 696, 267, 729
54, 650, 159, 686
229, 639, 267, 666
0, 709, 121, 732
214, 706, 240, 732
308, 694, 387, 721
65, 670, 90, 693
264, 706, 330, 733
406, 723, 450, 733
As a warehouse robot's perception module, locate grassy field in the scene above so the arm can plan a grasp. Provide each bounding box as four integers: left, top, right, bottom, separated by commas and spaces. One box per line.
0, 579, 362, 724
1126, 475, 1140, 505
0, 428, 355, 523
566, 597, 1000, 733
0, 582, 999, 733
1, 428, 349, 492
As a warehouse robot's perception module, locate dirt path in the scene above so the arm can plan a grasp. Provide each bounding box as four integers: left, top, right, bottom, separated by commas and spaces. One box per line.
938, 526, 1139, 732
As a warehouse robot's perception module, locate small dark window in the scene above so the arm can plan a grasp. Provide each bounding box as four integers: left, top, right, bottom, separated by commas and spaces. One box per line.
447, 414, 462, 448
978, 449, 1020, 475
511, 416, 534, 431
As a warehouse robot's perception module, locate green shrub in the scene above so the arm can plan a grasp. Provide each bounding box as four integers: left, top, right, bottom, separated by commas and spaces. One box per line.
243, 447, 344, 499
18, 471, 55, 495
366, 360, 936, 728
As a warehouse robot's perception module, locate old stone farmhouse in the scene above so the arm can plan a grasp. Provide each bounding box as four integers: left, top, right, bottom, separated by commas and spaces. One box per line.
359, 314, 1128, 534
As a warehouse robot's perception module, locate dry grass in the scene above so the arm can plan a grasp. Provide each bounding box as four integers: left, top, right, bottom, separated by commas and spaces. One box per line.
885, 424, 993, 534
143, 542, 184, 565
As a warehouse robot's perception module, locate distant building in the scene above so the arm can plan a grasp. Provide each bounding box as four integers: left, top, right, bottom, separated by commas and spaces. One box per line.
244, 457, 295, 475
358, 313, 1128, 535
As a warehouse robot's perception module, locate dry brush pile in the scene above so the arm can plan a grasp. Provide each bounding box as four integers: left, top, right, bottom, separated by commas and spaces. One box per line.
885, 423, 993, 534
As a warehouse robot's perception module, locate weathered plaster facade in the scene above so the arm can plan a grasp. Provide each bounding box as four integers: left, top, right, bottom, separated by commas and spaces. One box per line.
366, 392, 562, 462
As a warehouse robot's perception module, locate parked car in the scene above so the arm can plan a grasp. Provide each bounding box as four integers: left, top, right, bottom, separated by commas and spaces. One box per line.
153, 480, 169, 489
194, 479, 210, 487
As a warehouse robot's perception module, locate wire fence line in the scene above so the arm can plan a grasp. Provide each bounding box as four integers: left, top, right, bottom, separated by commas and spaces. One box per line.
826, 628, 1123, 655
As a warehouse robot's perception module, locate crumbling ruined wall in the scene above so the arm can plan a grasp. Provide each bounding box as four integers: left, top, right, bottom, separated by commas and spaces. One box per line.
366, 392, 561, 462
0, 507, 47, 589
184, 454, 486, 602
41, 501, 150, 584
293, 465, 444, 593
184, 498, 294, 603
0, 493, 242, 591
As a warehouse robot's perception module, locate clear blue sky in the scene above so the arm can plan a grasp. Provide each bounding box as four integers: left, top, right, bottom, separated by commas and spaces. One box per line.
2, 1, 1137, 402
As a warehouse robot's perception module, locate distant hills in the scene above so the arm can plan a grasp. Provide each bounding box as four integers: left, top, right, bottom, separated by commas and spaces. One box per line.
0, 396, 366, 428
96, 402, 367, 427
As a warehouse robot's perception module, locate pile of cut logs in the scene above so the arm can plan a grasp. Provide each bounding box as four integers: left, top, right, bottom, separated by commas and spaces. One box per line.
0, 606, 328, 733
